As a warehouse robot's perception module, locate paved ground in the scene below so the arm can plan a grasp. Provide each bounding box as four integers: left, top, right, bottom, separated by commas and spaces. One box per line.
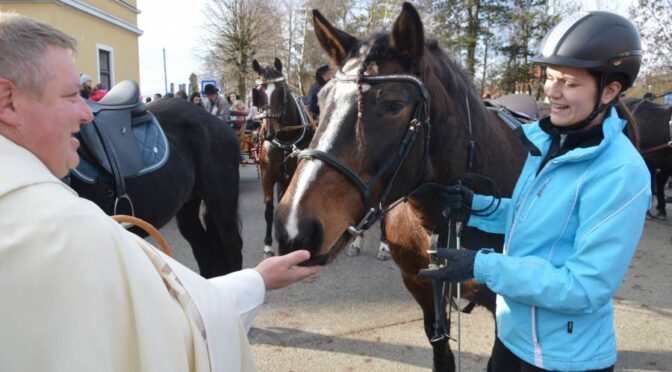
159, 164, 672, 371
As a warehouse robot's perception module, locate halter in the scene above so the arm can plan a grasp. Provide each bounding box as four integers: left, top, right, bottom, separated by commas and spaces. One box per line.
254, 75, 310, 149
299, 69, 432, 234
255, 75, 290, 122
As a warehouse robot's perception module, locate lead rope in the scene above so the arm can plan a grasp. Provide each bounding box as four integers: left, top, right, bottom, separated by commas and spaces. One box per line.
427, 95, 475, 371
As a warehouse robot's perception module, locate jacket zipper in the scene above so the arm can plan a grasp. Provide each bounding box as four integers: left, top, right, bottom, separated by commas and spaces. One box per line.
506, 161, 555, 366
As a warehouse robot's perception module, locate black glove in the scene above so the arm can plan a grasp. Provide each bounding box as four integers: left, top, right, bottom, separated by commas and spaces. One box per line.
439, 184, 474, 222
418, 248, 477, 283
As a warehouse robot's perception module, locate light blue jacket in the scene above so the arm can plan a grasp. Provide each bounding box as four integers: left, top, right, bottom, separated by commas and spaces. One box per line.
469, 108, 650, 371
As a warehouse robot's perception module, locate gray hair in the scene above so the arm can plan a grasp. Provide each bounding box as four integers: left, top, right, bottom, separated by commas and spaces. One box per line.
0, 12, 77, 94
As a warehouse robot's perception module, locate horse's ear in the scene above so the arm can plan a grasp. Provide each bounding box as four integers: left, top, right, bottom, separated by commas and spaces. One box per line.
391, 2, 424, 61
313, 9, 358, 66
274, 58, 283, 73
252, 59, 262, 75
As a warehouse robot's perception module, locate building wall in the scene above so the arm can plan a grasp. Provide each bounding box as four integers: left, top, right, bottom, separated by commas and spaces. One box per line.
0, 1, 140, 88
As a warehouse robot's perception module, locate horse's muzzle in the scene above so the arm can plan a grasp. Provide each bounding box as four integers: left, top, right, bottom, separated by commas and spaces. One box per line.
274, 215, 326, 264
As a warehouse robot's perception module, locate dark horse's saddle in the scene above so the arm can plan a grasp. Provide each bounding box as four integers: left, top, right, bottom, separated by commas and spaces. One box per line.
484, 93, 540, 129
71, 80, 169, 214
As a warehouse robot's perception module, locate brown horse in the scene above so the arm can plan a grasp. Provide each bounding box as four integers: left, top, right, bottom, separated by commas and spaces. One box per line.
625, 98, 672, 218
252, 58, 315, 257
273, 3, 527, 371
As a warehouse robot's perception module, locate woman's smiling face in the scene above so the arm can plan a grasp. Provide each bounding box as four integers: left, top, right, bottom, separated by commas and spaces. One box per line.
544, 65, 598, 127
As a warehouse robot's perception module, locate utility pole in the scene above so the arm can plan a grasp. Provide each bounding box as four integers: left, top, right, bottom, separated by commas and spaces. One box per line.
163, 47, 168, 94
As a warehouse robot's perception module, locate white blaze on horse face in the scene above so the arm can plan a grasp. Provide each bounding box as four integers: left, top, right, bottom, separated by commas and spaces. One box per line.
265, 83, 276, 106
285, 81, 358, 240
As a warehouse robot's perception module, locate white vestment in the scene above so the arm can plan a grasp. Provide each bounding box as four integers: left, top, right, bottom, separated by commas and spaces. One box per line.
0, 135, 264, 371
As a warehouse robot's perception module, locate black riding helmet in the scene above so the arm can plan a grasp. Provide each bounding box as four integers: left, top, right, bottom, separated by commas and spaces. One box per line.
532, 11, 642, 128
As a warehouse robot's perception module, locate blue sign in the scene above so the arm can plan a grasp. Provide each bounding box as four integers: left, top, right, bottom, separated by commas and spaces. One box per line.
200, 79, 217, 94
665, 93, 672, 105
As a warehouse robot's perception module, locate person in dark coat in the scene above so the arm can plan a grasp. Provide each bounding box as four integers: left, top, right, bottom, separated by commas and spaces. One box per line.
307, 65, 333, 120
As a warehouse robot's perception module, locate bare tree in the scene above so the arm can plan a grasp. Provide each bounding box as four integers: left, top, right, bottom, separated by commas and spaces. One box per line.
630, 0, 672, 75
201, 0, 279, 98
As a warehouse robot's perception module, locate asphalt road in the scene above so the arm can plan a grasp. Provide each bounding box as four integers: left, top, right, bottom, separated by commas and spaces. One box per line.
158, 164, 672, 372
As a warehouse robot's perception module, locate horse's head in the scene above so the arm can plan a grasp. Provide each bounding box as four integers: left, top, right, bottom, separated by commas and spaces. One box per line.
252, 58, 284, 109
252, 58, 304, 134
275, 3, 453, 265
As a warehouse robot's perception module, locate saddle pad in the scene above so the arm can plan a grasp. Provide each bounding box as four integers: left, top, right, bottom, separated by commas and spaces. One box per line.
72, 115, 170, 183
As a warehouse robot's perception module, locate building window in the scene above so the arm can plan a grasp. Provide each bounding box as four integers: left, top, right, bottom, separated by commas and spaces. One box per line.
97, 44, 114, 90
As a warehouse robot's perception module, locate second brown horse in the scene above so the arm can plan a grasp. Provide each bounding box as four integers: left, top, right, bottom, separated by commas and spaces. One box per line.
252, 58, 315, 257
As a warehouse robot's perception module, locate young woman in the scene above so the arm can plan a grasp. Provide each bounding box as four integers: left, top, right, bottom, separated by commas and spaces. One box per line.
421, 11, 650, 371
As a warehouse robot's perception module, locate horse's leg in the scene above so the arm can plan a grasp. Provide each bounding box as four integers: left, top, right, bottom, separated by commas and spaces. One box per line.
196, 154, 243, 277
377, 215, 391, 261
175, 197, 212, 277
261, 169, 276, 258
385, 206, 455, 372
258, 143, 278, 258
656, 169, 668, 219
195, 191, 243, 277
346, 234, 363, 256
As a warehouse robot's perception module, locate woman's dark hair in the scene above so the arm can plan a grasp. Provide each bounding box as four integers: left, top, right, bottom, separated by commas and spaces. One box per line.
189, 91, 203, 106
590, 71, 640, 150
227, 92, 240, 105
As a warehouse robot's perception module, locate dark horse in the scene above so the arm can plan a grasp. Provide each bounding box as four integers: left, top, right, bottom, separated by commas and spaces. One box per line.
70, 97, 243, 278
625, 98, 672, 218
273, 4, 526, 371
252, 58, 315, 257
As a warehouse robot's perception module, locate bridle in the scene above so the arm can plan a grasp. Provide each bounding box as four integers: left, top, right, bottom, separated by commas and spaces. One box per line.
255, 75, 289, 122
254, 75, 310, 149
298, 69, 432, 235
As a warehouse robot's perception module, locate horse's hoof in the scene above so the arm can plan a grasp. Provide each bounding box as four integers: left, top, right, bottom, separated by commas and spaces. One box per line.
377, 242, 391, 261
345, 245, 360, 257
263, 245, 275, 258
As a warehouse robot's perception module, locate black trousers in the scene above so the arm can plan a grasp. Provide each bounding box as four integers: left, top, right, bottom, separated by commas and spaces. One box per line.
489, 337, 615, 372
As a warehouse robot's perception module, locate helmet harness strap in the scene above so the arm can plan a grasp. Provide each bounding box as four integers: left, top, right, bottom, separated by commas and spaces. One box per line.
554, 72, 615, 131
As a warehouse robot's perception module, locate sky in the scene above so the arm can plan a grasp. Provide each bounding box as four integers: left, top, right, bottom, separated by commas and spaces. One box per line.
135, 0, 634, 98
137, 0, 208, 98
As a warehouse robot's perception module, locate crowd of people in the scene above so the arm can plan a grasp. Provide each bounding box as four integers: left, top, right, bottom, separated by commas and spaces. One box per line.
78, 61, 333, 144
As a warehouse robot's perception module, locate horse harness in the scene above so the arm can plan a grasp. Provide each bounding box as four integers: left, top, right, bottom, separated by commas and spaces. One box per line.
255, 76, 313, 142
255, 75, 314, 180
299, 70, 432, 234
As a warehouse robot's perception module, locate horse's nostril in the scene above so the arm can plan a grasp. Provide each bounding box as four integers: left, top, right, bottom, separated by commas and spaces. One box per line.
296, 218, 324, 253
274, 215, 324, 256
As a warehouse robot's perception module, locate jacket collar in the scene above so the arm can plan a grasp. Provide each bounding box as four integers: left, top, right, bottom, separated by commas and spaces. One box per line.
521, 107, 626, 162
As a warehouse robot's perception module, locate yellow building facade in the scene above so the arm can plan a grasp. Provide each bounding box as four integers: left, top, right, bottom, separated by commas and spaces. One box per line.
0, 0, 142, 90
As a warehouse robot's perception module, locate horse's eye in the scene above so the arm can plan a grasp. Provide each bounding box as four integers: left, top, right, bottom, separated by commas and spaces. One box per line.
384, 102, 405, 115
